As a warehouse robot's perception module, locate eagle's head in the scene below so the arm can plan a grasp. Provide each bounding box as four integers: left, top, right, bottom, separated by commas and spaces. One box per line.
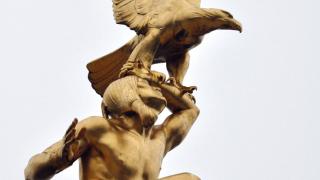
182, 8, 242, 36
213, 9, 242, 33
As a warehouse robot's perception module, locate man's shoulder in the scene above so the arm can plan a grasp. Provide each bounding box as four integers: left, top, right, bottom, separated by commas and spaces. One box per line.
77, 116, 111, 133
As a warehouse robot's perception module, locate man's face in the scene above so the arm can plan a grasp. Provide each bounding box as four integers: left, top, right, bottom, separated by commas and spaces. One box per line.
136, 80, 167, 127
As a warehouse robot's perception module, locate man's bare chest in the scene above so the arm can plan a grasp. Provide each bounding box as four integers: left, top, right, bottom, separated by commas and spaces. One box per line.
94, 131, 166, 177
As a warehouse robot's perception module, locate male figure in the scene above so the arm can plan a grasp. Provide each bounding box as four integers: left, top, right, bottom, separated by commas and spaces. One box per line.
25, 75, 200, 180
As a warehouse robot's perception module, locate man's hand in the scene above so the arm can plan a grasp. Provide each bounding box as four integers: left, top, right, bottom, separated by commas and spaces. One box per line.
61, 119, 87, 164
25, 118, 89, 179
123, 60, 166, 84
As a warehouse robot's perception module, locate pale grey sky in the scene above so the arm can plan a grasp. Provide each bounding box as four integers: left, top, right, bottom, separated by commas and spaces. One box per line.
0, 0, 319, 179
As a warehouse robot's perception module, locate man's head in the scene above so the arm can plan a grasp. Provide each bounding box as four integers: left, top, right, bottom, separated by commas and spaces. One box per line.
103, 76, 167, 128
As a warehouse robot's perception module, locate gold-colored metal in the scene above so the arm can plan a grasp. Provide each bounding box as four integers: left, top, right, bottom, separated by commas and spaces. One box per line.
25, 0, 241, 179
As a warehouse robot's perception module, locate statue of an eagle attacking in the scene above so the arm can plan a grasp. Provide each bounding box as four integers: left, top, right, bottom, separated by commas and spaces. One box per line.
87, 0, 242, 96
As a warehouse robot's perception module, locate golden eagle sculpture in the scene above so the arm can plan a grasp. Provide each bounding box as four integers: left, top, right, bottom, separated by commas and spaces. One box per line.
87, 0, 242, 96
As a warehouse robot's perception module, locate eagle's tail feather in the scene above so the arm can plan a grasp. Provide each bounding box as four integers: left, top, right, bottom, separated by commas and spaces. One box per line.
87, 36, 142, 96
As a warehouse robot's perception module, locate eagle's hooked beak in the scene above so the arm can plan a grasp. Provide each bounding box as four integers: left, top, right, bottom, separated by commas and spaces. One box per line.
220, 10, 242, 33
228, 18, 242, 33
185, 8, 242, 35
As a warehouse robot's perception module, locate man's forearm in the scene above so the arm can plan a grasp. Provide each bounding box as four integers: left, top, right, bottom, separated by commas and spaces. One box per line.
24, 141, 70, 180
158, 82, 200, 152
25, 154, 57, 180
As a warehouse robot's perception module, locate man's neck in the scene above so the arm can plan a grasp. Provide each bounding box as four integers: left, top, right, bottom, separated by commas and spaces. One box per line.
110, 115, 151, 136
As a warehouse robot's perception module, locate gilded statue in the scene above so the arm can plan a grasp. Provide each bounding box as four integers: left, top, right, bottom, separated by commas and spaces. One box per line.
24, 0, 241, 179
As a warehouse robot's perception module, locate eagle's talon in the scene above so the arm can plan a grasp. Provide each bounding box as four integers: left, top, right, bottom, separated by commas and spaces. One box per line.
181, 85, 197, 94
185, 93, 196, 104
166, 77, 197, 94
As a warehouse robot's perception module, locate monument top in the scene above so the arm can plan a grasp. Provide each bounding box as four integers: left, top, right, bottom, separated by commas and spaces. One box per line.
24, 0, 241, 179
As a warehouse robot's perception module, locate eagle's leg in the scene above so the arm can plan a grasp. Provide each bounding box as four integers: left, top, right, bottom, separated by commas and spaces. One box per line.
120, 28, 165, 83
166, 52, 197, 94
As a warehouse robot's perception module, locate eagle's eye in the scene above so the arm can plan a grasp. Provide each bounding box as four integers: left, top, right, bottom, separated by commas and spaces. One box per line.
175, 29, 188, 41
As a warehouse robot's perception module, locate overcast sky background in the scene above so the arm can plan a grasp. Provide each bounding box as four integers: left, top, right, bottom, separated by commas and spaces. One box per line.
1, 0, 320, 179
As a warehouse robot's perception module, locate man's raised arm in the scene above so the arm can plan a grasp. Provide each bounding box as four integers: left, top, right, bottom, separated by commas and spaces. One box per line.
158, 83, 200, 154
24, 119, 88, 180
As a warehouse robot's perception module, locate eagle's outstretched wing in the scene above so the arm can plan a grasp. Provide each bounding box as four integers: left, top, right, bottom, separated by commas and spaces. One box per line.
87, 35, 143, 96
112, 0, 154, 33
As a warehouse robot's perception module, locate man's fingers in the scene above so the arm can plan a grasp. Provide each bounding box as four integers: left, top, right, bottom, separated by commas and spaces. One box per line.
64, 129, 76, 144
119, 68, 129, 78
65, 118, 78, 135
121, 63, 135, 70
62, 140, 74, 161
122, 63, 134, 68
63, 128, 87, 162
65, 128, 87, 147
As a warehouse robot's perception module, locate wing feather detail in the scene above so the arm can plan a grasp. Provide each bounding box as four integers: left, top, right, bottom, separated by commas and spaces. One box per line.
87, 36, 143, 96
112, 0, 153, 33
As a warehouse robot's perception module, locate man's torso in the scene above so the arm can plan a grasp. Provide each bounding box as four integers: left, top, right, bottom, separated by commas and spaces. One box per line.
79, 117, 167, 180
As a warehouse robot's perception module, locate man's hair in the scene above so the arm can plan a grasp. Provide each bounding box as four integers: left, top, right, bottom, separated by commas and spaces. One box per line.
102, 76, 140, 118
102, 76, 166, 127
